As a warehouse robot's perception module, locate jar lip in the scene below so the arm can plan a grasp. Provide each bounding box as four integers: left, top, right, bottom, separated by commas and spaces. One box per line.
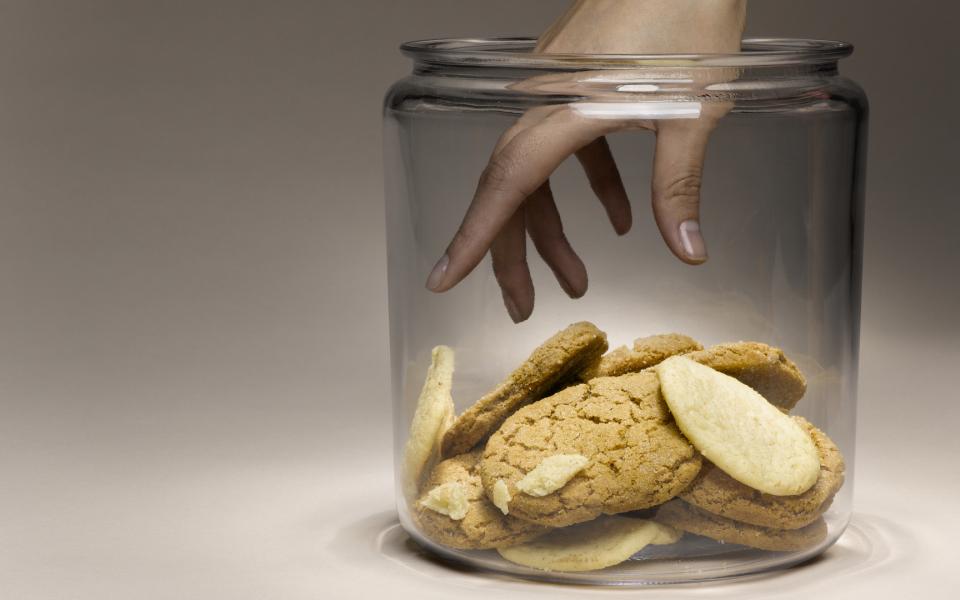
400, 37, 853, 69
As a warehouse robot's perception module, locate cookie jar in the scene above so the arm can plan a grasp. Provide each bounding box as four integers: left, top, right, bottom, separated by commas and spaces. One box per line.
384, 38, 867, 585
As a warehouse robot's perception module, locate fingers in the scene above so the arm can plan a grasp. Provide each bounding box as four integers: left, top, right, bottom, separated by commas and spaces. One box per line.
575, 136, 632, 235
526, 182, 588, 299
490, 207, 534, 323
650, 118, 719, 265
427, 107, 618, 293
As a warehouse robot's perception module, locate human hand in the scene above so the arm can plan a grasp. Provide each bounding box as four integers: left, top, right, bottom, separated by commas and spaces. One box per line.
425, 0, 747, 322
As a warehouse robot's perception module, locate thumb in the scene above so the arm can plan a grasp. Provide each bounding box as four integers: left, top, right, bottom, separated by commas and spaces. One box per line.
650, 116, 720, 265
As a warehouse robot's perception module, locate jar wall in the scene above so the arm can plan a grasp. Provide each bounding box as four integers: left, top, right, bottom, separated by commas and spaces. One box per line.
385, 42, 867, 584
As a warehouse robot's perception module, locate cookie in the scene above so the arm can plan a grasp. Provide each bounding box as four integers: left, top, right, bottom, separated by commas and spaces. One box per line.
415, 451, 549, 550
656, 356, 820, 496
402, 346, 455, 500
680, 417, 844, 529
684, 342, 806, 411
497, 516, 673, 572
578, 333, 702, 381
654, 500, 828, 552
441, 322, 608, 457
480, 371, 702, 528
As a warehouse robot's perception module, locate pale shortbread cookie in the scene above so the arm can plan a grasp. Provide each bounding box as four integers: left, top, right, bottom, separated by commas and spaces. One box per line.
578, 333, 702, 381
681, 417, 845, 529
415, 451, 549, 550
650, 522, 683, 545
402, 346, 455, 500
655, 500, 828, 552
684, 342, 806, 411
441, 322, 608, 457
480, 372, 701, 528
516, 454, 589, 497
492, 479, 511, 515
656, 356, 819, 496
421, 482, 468, 520
497, 517, 669, 572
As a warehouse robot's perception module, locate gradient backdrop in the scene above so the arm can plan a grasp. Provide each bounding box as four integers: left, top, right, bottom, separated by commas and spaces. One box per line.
0, 2, 956, 598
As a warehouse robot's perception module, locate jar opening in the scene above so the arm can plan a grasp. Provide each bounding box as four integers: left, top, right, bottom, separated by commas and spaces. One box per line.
401, 37, 853, 69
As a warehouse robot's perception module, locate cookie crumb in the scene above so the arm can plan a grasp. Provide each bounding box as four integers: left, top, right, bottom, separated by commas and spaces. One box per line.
516, 454, 589, 497
421, 482, 469, 520
492, 479, 512, 515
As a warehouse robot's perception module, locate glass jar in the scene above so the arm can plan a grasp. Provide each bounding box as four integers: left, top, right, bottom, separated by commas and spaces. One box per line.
384, 38, 867, 585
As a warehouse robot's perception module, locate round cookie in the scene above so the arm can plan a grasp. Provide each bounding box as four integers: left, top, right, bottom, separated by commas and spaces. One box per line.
441, 322, 608, 457
654, 500, 828, 552
480, 371, 702, 528
415, 451, 549, 550
578, 333, 702, 381
684, 342, 806, 411
680, 417, 845, 529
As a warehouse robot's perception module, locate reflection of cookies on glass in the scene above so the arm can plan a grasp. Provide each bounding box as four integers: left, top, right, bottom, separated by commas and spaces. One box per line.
655, 500, 828, 552
497, 516, 671, 572
577, 333, 702, 381
685, 342, 807, 411
415, 451, 549, 550
681, 417, 844, 529
402, 346, 455, 500
441, 322, 608, 457
481, 372, 701, 528
656, 356, 820, 496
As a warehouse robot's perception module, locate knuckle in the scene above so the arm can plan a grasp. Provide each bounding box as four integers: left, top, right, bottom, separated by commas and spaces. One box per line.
478, 157, 514, 193
660, 171, 703, 210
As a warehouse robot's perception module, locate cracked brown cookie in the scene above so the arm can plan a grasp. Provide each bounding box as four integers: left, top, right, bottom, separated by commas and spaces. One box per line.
684, 342, 806, 411
654, 500, 827, 552
441, 322, 608, 457
480, 371, 702, 528
578, 333, 702, 381
414, 451, 550, 550
680, 417, 845, 529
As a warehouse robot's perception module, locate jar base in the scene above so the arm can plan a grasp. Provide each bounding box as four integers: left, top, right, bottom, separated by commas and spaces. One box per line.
399, 512, 850, 586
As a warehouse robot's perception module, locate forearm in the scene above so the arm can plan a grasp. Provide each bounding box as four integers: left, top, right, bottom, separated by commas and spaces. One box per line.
537, 0, 747, 54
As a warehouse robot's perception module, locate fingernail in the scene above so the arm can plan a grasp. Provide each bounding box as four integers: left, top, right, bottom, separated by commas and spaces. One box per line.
502, 292, 525, 324
556, 274, 577, 298
679, 220, 707, 262
555, 272, 584, 299
425, 254, 449, 291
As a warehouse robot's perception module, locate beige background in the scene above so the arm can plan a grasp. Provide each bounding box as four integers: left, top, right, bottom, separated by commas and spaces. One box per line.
0, 1, 957, 598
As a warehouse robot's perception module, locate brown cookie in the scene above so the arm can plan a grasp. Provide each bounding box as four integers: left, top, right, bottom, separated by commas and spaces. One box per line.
480, 371, 702, 528
680, 417, 845, 529
441, 322, 608, 457
577, 333, 703, 381
684, 342, 806, 410
414, 451, 549, 550
654, 500, 827, 552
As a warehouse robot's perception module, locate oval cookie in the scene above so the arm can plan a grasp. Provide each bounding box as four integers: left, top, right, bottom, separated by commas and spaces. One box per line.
402, 345, 455, 500
655, 500, 828, 552
681, 417, 845, 529
415, 451, 549, 550
480, 372, 702, 528
656, 356, 820, 496
497, 516, 671, 572
441, 322, 608, 457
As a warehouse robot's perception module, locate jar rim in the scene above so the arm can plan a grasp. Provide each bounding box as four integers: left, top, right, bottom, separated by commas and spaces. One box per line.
400, 37, 853, 69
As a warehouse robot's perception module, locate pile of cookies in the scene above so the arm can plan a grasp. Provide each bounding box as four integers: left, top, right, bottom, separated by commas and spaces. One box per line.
401, 322, 845, 573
